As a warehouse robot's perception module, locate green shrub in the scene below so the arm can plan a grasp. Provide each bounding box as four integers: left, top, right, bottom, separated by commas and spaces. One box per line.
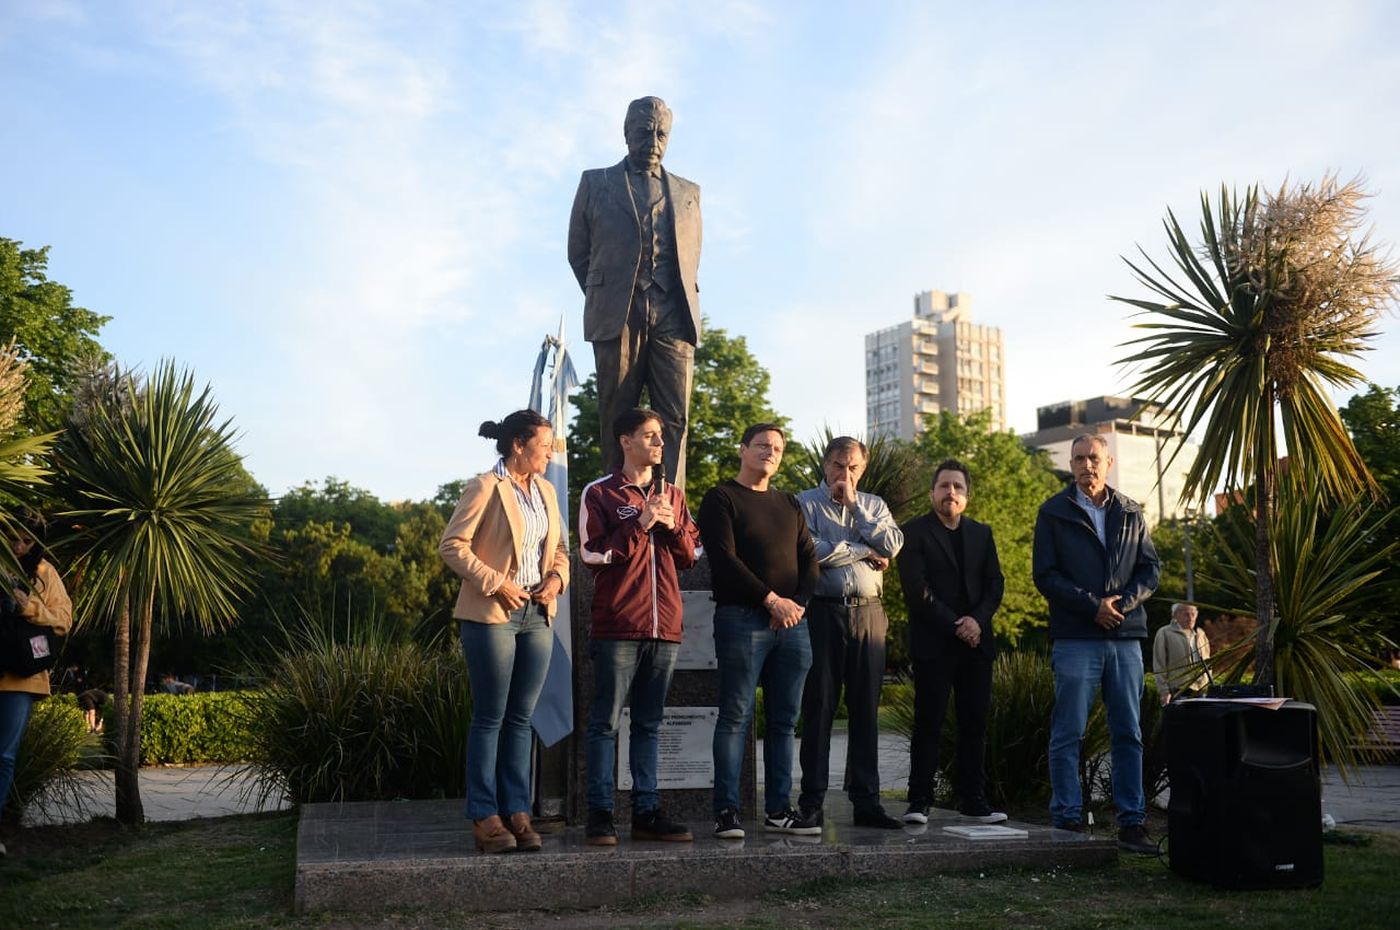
122, 692, 257, 765
8, 693, 101, 823
245, 632, 472, 805
1346, 669, 1400, 706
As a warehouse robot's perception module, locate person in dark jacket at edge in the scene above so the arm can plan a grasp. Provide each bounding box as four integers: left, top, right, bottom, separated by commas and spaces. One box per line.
579, 408, 700, 845
1033, 433, 1160, 855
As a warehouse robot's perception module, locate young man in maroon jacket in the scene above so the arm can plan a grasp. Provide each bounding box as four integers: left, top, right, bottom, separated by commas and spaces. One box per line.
579, 407, 700, 845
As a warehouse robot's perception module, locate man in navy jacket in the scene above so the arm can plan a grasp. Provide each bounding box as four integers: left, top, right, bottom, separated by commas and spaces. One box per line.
1033, 434, 1159, 854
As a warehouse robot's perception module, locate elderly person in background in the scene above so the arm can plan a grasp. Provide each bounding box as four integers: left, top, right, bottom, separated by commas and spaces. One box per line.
440, 409, 570, 855
1153, 603, 1211, 704
1, 512, 72, 856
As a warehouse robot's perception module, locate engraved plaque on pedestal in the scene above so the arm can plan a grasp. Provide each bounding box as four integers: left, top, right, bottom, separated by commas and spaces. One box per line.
618, 707, 717, 790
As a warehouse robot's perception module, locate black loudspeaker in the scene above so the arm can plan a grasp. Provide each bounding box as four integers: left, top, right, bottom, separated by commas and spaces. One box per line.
1165, 699, 1323, 889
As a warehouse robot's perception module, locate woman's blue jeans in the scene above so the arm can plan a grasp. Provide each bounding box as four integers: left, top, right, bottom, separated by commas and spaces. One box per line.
0, 690, 36, 816
1048, 638, 1146, 828
460, 604, 553, 821
711, 605, 812, 816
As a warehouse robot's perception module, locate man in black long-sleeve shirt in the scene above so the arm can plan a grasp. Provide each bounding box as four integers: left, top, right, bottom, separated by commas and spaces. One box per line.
697, 423, 820, 839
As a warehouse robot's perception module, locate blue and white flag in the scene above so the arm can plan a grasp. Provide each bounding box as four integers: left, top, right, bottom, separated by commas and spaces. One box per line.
527, 316, 579, 747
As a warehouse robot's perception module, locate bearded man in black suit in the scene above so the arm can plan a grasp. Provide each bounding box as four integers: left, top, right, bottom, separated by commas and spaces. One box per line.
896, 458, 1007, 825
568, 96, 702, 487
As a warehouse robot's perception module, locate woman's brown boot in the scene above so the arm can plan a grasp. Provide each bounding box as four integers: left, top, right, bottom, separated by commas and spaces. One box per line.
473, 815, 518, 854
508, 811, 543, 852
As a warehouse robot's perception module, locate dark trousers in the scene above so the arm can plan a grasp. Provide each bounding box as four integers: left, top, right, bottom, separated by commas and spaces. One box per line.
592, 286, 694, 488
798, 599, 888, 812
908, 648, 992, 807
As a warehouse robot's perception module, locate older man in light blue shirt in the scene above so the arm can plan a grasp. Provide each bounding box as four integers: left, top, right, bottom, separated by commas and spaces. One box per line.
795, 436, 904, 828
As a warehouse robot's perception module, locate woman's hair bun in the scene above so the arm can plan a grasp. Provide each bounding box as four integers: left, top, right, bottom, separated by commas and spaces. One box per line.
478, 420, 500, 439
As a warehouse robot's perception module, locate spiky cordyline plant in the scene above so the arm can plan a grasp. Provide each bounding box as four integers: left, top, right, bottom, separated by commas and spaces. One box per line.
1206, 473, 1396, 776
1114, 175, 1398, 687
50, 361, 265, 825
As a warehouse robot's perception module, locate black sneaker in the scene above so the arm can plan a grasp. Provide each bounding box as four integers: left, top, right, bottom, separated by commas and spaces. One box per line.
902, 803, 930, 825
1117, 823, 1157, 855
632, 807, 693, 842
584, 808, 617, 846
854, 806, 904, 829
799, 806, 824, 827
714, 806, 745, 839
959, 798, 1008, 824
763, 806, 821, 835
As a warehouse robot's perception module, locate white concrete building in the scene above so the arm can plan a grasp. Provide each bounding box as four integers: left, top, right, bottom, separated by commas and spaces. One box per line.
865, 290, 1006, 440
1024, 396, 1200, 526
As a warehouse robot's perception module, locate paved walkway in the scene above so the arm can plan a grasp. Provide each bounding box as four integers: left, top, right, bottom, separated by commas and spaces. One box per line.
24, 731, 1400, 832
23, 764, 289, 827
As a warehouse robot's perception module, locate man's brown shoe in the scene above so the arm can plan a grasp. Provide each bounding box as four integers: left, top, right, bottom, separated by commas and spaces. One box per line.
473, 815, 518, 854
508, 811, 543, 852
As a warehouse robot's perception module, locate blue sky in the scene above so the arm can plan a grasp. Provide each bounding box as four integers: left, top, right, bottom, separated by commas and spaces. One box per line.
3, 0, 1398, 500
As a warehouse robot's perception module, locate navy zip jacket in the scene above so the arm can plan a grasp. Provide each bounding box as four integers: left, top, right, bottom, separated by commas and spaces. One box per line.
1032, 482, 1160, 640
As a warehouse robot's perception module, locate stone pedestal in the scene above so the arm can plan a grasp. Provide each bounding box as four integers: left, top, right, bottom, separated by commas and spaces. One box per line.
566, 552, 756, 826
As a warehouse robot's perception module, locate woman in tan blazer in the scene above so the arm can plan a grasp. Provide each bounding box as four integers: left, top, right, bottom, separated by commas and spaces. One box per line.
1, 512, 73, 846
440, 409, 569, 854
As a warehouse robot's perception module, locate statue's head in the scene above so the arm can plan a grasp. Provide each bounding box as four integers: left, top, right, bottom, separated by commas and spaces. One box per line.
623, 96, 673, 172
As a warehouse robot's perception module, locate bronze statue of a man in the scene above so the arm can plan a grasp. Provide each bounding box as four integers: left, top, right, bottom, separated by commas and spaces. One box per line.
568, 96, 702, 488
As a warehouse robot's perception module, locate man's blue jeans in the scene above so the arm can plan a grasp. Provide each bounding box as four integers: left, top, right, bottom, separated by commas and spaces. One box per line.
586, 638, 680, 814
0, 691, 35, 816
460, 604, 553, 821
1049, 638, 1146, 828
712, 604, 813, 816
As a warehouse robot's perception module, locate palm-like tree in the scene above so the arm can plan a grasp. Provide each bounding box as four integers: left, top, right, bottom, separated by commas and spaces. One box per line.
1208, 473, 1396, 772
1114, 176, 1398, 687
50, 361, 265, 824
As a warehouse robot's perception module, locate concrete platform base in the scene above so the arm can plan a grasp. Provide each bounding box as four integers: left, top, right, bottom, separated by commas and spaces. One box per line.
294, 799, 1117, 914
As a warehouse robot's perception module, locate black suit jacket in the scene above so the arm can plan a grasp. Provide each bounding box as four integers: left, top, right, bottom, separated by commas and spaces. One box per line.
897, 513, 1004, 661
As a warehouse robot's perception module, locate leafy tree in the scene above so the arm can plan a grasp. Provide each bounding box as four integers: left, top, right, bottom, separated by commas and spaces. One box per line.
0, 341, 54, 574
50, 362, 265, 825
1343, 384, 1400, 500
906, 410, 1063, 646
0, 238, 110, 427
567, 320, 796, 509
1341, 384, 1400, 648
276, 477, 402, 551
1115, 176, 1398, 687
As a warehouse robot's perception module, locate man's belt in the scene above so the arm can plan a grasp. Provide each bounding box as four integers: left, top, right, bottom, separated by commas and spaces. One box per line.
812, 594, 882, 608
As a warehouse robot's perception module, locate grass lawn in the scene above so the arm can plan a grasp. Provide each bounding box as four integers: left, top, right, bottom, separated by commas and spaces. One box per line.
1, 812, 1397, 929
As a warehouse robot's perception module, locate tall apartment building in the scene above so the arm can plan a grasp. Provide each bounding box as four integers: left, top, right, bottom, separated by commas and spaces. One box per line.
865, 290, 1006, 440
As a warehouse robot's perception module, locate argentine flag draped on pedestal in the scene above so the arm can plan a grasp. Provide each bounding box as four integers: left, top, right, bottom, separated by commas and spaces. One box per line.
527, 317, 579, 747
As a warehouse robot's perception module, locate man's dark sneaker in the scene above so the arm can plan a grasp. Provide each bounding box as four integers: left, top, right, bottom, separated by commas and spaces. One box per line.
1053, 820, 1085, 833
584, 808, 617, 847
714, 806, 745, 839
959, 798, 1008, 824
1118, 824, 1157, 855
854, 807, 904, 829
763, 806, 822, 835
632, 807, 693, 842
800, 806, 824, 827
902, 803, 930, 825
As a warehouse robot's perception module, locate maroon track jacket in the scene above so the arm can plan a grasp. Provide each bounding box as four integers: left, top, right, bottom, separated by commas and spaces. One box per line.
579, 471, 699, 641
